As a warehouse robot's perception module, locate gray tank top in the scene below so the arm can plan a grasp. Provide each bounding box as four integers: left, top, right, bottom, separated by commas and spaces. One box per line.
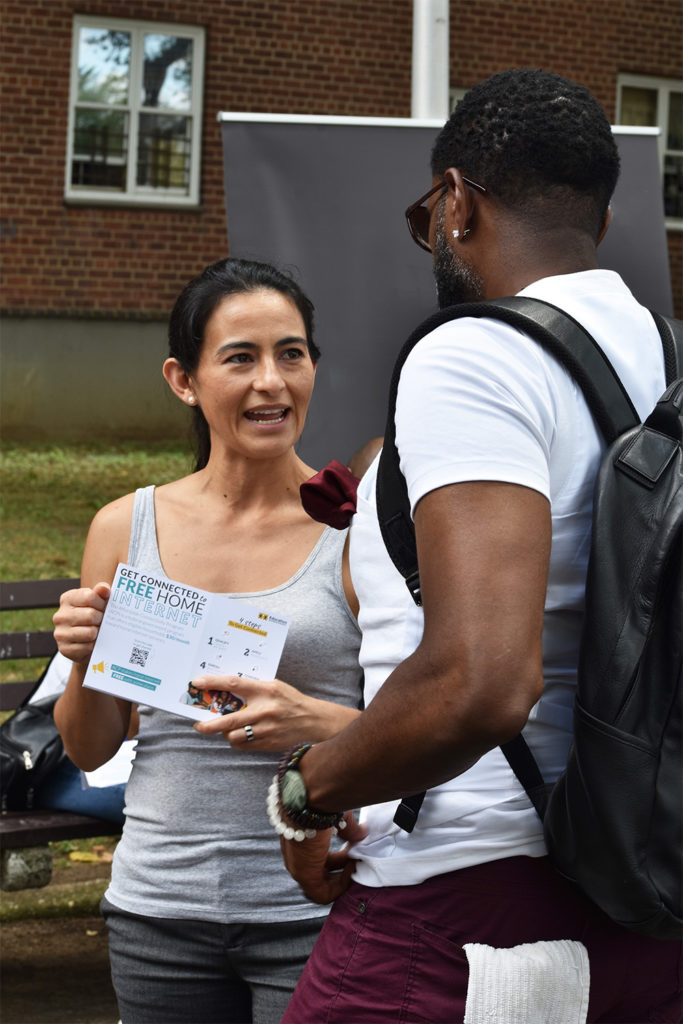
105, 485, 362, 923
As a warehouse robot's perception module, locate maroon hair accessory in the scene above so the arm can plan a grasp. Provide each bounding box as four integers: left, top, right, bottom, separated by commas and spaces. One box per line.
300, 460, 359, 530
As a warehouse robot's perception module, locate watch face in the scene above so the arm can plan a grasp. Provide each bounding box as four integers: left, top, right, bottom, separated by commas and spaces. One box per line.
281, 767, 308, 813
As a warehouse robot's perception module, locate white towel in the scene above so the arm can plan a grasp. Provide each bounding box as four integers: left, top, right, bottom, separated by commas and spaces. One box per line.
463, 939, 590, 1024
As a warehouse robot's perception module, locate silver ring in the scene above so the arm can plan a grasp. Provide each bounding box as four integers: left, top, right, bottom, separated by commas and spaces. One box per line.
244, 724, 255, 743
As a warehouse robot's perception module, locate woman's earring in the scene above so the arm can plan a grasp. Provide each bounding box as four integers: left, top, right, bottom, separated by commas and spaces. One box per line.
187, 395, 196, 405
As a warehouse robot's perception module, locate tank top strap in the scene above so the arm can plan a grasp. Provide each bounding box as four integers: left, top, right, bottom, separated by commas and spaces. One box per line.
300, 524, 347, 582
293, 525, 355, 629
128, 485, 164, 575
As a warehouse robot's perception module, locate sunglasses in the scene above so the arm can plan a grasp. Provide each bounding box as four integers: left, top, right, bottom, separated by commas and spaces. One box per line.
405, 176, 487, 253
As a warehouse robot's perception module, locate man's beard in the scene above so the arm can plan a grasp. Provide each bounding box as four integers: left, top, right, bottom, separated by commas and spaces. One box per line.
433, 202, 485, 308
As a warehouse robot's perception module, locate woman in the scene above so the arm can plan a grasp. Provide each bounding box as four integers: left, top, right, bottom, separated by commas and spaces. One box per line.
53, 257, 362, 1024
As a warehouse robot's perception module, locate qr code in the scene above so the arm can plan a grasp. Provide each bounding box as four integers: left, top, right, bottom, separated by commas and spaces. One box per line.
129, 645, 149, 668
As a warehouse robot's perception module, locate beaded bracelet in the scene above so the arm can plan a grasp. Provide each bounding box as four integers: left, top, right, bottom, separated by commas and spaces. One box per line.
269, 743, 347, 841
267, 776, 317, 842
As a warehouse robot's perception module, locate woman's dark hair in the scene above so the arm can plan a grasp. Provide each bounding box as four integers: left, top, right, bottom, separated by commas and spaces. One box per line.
431, 69, 620, 237
168, 257, 319, 470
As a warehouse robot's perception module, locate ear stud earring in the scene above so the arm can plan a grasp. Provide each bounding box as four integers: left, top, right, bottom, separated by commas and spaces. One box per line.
452, 229, 471, 240
187, 395, 196, 405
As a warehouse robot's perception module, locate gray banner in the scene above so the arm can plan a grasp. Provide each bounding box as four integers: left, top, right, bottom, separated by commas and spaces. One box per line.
220, 116, 672, 468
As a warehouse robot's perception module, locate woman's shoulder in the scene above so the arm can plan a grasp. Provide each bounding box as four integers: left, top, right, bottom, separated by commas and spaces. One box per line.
89, 480, 187, 529
153, 475, 195, 500
81, 492, 138, 583
90, 491, 138, 528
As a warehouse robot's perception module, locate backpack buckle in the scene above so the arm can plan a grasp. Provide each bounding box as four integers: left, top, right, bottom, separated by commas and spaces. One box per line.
405, 571, 422, 606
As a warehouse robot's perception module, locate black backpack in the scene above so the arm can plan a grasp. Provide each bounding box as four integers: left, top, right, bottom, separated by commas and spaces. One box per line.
376, 295, 683, 941
0, 663, 68, 813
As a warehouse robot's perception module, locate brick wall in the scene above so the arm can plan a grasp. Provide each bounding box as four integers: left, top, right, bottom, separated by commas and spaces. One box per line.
1, 0, 681, 319
0, 0, 413, 318
450, 0, 683, 317
449, 0, 682, 113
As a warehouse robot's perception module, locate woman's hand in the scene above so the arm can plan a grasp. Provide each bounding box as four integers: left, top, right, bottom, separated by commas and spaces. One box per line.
192, 675, 360, 750
53, 581, 111, 663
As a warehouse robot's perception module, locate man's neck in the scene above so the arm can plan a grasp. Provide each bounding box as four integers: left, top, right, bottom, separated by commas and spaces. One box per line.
477, 220, 601, 300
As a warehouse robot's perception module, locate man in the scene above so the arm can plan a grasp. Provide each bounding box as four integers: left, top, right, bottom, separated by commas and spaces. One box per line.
276, 69, 682, 1022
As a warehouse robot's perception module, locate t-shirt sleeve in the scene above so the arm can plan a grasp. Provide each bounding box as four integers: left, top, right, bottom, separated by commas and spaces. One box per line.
395, 317, 559, 515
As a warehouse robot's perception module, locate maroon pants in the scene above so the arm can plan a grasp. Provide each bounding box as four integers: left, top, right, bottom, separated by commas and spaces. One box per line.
282, 856, 682, 1023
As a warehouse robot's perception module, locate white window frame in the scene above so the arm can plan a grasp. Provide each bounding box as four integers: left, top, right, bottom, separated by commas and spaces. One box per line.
449, 86, 467, 112
616, 73, 682, 231
65, 15, 205, 207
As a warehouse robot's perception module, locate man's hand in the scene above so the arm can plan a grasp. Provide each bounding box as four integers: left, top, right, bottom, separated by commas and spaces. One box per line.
279, 812, 367, 904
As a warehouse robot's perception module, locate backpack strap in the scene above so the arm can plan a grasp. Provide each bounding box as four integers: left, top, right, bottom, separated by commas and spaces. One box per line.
380, 296, 682, 832
650, 310, 683, 384
377, 296, 642, 608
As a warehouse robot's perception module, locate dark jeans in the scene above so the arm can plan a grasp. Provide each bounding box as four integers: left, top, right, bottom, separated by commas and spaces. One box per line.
101, 896, 326, 1024
283, 856, 683, 1024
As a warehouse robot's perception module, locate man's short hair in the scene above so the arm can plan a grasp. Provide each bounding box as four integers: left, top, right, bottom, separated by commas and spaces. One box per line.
431, 68, 620, 236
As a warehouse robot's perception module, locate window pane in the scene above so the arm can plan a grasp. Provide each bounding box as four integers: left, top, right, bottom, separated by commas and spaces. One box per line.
667, 91, 683, 151
664, 154, 683, 218
137, 113, 191, 191
77, 28, 130, 105
620, 86, 658, 126
142, 35, 193, 110
71, 109, 128, 189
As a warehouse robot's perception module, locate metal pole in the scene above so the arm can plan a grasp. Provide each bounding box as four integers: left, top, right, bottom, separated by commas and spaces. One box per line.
411, 0, 450, 121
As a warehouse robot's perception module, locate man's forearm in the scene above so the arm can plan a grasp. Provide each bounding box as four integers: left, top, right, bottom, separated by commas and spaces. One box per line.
299, 651, 528, 813
300, 482, 549, 814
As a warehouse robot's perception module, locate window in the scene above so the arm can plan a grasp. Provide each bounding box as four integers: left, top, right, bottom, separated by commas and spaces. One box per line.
616, 75, 683, 228
449, 87, 467, 112
65, 16, 205, 206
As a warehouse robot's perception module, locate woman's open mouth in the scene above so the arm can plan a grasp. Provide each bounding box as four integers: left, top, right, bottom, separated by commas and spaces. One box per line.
244, 407, 288, 425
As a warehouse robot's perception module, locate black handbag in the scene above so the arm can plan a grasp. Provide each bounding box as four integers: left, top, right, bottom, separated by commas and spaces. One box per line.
0, 693, 68, 812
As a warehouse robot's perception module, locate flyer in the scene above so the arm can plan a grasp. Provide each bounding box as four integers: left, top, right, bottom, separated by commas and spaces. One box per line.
84, 563, 290, 721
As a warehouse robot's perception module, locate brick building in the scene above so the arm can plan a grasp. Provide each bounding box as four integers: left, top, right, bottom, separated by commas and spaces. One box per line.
1, 0, 681, 440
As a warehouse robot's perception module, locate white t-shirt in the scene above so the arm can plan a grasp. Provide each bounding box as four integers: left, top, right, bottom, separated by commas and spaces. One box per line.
349, 270, 666, 888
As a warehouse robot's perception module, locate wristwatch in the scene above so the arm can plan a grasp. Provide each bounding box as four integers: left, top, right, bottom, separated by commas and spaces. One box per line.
278, 744, 345, 831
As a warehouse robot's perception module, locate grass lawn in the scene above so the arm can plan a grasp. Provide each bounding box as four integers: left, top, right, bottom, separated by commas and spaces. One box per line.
1, 441, 192, 682
0, 444, 193, 898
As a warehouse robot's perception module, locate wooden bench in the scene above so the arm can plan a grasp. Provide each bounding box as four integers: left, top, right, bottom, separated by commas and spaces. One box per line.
1, 579, 121, 888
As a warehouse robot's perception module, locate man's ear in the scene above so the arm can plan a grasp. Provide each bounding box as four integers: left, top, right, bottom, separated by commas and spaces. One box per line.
163, 358, 196, 406
443, 167, 476, 241
597, 204, 612, 245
